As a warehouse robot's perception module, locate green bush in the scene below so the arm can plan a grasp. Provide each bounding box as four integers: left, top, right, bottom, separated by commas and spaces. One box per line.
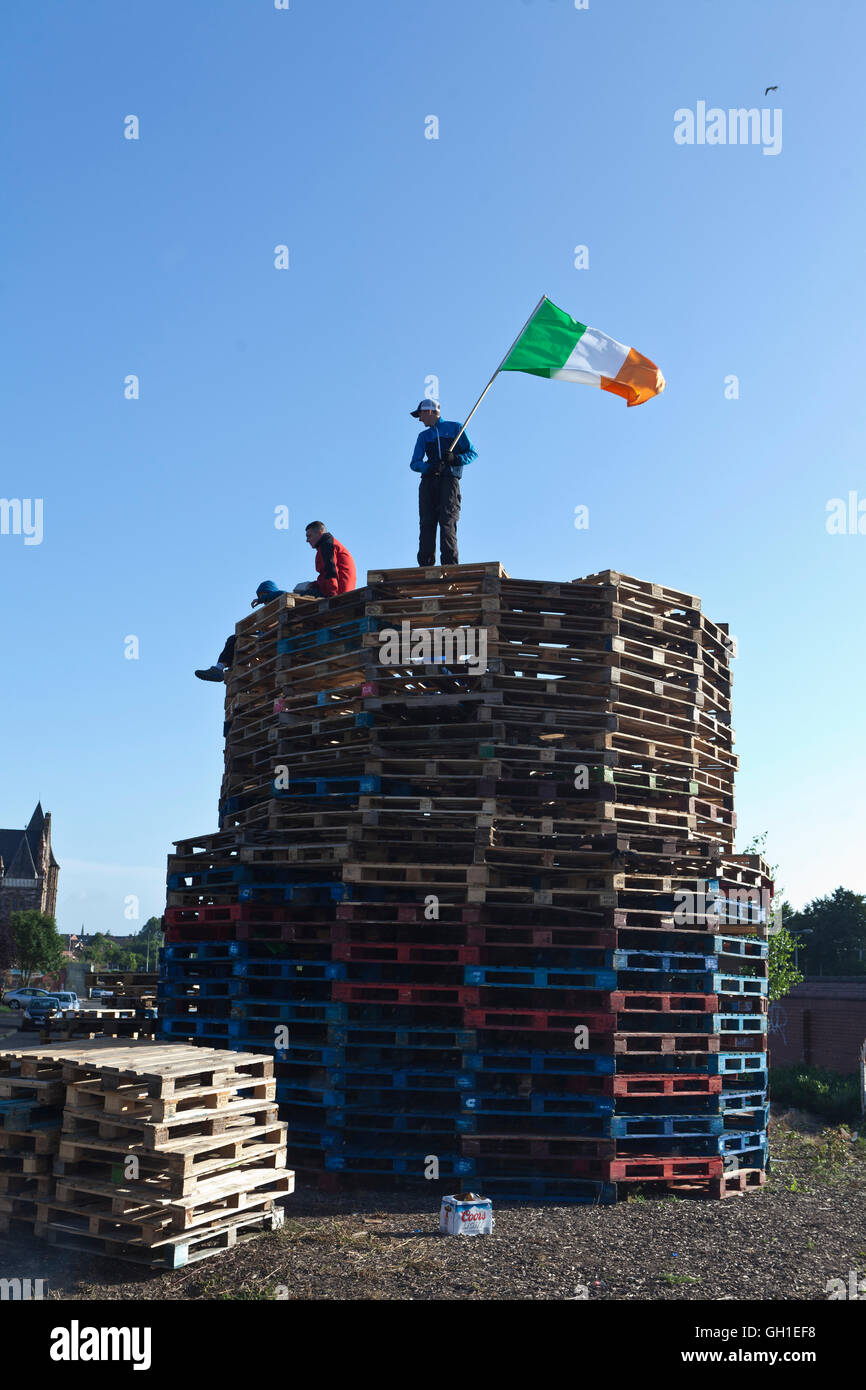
771, 1065, 862, 1124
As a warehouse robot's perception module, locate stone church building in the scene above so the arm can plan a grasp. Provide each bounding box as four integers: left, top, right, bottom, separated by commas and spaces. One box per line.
0, 804, 59, 922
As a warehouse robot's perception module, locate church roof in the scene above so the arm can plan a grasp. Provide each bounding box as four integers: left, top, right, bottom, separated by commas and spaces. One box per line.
0, 805, 55, 879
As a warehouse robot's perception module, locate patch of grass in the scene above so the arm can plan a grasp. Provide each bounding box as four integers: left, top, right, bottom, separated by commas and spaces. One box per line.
813, 1126, 854, 1174
662, 1272, 701, 1285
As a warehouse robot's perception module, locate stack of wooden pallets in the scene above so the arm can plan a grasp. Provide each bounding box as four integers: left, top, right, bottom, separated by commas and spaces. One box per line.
0, 1040, 292, 1265
161, 564, 771, 1202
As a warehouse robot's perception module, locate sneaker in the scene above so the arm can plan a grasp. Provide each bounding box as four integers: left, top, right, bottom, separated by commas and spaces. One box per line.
195, 666, 226, 682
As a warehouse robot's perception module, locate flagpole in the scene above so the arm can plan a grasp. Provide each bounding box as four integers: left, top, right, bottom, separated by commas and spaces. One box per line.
449, 293, 548, 450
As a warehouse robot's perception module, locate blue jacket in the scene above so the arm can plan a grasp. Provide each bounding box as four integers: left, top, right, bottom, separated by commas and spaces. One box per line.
410, 419, 477, 478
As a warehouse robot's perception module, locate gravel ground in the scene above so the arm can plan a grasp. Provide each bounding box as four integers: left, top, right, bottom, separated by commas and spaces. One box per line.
2, 1111, 865, 1301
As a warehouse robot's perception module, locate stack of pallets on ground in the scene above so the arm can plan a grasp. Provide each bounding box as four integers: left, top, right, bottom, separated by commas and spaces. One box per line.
38, 1009, 159, 1043
89, 970, 159, 1005
0, 1040, 292, 1265
0, 1055, 63, 1235
161, 563, 771, 1202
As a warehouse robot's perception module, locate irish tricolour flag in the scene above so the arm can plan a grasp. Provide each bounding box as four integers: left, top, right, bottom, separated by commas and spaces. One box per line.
501, 297, 665, 408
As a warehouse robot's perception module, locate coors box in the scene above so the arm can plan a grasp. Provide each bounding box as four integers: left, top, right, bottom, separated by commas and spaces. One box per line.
439, 1193, 494, 1237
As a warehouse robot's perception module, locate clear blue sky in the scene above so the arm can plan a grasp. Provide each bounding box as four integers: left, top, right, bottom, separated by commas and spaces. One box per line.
2, 0, 863, 934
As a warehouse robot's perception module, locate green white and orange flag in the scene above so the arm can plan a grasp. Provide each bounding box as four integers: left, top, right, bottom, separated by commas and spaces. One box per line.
500, 297, 665, 407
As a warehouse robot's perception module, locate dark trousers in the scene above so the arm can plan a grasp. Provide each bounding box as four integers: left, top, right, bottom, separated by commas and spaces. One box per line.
218, 634, 236, 667
418, 469, 461, 566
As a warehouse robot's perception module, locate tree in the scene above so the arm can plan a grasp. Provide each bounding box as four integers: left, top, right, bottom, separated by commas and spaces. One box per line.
788, 888, 866, 976
0, 918, 13, 977
136, 916, 163, 969
10, 910, 65, 986
81, 932, 112, 968
767, 922, 804, 1001
137, 916, 163, 946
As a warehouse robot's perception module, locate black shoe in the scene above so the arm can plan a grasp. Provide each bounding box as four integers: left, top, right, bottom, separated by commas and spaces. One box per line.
195, 666, 225, 682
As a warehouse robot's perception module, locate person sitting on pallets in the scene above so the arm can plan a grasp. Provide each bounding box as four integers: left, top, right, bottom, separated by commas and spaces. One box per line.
195, 523, 357, 682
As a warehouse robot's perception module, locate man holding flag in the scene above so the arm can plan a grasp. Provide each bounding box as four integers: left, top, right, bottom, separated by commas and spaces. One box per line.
406, 298, 663, 567
408, 398, 476, 567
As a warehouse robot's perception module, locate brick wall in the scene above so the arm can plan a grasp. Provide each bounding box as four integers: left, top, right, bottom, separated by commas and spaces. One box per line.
769, 979, 866, 1074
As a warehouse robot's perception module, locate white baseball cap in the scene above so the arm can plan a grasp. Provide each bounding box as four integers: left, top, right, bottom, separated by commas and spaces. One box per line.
410, 398, 441, 418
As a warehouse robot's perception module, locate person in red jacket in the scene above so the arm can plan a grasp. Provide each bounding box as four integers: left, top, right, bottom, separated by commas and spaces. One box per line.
294, 521, 356, 598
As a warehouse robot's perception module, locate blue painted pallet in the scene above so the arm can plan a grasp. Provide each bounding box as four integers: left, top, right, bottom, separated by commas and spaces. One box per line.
464, 965, 617, 990
712, 1014, 767, 1034
228, 1000, 346, 1024
329, 1022, 476, 1048
272, 776, 381, 798
238, 882, 351, 902
723, 1104, 770, 1129
282, 1126, 343, 1150
277, 616, 377, 655
0, 1100, 57, 1130
275, 1085, 344, 1108
235, 960, 342, 980
324, 1067, 478, 1092
325, 1110, 462, 1133
157, 980, 233, 1000
324, 1152, 474, 1175
607, 1114, 724, 1139
715, 936, 768, 960
275, 1045, 344, 1066
460, 1094, 616, 1120
161, 942, 246, 963
724, 1144, 768, 1171
159, 1018, 232, 1039
612, 949, 718, 972
719, 1130, 767, 1155
716, 1090, 769, 1114
711, 974, 768, 997
707, 1052, 767, 1075
464, 1050, 616, 1077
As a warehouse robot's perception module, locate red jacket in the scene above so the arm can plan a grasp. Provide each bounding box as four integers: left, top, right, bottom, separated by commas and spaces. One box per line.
313, 533, 356, 597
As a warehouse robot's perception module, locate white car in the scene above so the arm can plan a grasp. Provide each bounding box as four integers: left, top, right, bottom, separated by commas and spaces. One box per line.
89, 987, 114, 1001
2, 987, 50, 1011
50, 992, 81, 1015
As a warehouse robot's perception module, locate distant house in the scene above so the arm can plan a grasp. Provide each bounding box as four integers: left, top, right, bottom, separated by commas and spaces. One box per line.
0, 804, 59, 921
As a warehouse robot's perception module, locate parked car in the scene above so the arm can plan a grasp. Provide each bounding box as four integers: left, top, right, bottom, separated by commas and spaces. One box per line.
49, 991, 80, 1015
21, 996, 61, 1030
89, 987, 114, 1001
2, 986, 50, 1011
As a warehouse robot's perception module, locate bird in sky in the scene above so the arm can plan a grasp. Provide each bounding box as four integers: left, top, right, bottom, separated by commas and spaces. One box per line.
765, 85, 778, 95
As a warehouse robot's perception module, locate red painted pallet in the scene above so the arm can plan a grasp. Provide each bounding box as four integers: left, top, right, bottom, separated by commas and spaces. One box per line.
463, 1007, 616, 1033
164, 903, 303, 926
608, 1154, 724, 1181
611, 1073, 723, 1097
235, 921, 332, 943
612, 991, 719, 1015
332, 981, 479, 1007
331, 942, 480, 966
